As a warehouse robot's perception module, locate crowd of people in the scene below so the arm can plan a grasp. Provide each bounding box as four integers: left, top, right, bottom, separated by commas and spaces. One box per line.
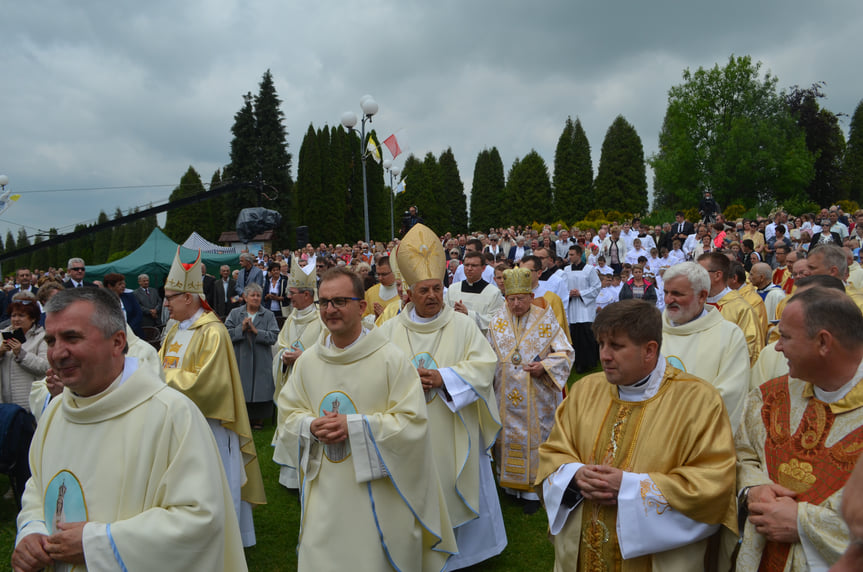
3, 201, 863, 570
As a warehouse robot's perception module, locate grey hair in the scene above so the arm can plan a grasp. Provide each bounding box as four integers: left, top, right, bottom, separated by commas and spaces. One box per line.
239, 252, 255, 264
137, 273, 149, 281
808, 244, 848, 277
662, 262, 710, 296
789, 288, 863, 349
67, 257, 85, 269
243, 282, 263, 296
45, 287, 127, 342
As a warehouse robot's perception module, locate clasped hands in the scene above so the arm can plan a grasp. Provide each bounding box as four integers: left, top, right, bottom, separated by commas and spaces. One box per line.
310, 410, 347, 444
746, 483, 800, 543
12, 522, 86, 572
575, 465, 623, 506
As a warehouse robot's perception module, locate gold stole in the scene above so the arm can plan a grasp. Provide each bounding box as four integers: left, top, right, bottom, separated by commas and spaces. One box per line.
580, 401, 652, 572
161, 329, 195, 369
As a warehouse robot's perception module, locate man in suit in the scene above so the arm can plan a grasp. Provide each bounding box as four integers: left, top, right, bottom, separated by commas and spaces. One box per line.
2, 267, 38, 317
211, 264, 239, 319
671, 211, 695, 245
235, 252, 264, 302
134, 273, 162, 329
62, 257, 96, 289
201, 262, 217, 306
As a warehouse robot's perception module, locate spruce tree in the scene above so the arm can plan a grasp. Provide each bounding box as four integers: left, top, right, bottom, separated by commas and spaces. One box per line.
469, 148, 505, 231
571, 119, 594, 219
296, 124, 325, 242
552, 118, 577, 222
164, 167, 208, 242
439, 148, 468, 235
845, 99, 863, 204
594, 116, 648, 215
505, 151, 552, 226
91, 211, 111, 263
254, 70, 294, 246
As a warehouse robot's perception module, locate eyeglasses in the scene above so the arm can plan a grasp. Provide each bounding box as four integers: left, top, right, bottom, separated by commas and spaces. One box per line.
164, 292, 186, 302
69, 267, 85, 272
315, 297, 362, 309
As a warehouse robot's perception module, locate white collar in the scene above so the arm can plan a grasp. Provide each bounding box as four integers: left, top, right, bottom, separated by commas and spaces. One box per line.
617, 356, 667, 402
813, 359, 863, 403
178, 308, 205, 331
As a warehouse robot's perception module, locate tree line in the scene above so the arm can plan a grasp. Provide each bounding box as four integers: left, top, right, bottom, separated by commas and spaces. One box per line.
6, 55, 863, 273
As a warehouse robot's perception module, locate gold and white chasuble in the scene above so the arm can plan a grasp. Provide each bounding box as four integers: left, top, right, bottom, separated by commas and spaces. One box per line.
537, 360, 737, 571
488, 304, 573, 492
159, 311, 266, 506
274, 326, 456, 572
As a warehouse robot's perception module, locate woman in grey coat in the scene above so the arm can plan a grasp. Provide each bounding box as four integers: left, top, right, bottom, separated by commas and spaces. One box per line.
225, 283, 280, 428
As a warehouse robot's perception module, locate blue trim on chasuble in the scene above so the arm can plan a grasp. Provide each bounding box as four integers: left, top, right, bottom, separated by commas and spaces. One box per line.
362, 417, 455, 561
106, 523, 130, 572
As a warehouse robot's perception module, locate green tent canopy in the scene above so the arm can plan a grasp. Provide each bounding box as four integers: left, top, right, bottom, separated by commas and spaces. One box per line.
85, 228, 240, 288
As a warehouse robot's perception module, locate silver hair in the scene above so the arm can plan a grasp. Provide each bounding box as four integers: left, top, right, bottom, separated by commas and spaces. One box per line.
243, 282, 263, 296
67, 257, 85, 269
45, 287, 127, 343
239, 252, 255, 264
662, 262, 710, 296
137, 273, 149, 281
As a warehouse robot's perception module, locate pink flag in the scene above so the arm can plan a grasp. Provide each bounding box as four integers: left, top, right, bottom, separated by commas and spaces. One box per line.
383, 133, 402, 158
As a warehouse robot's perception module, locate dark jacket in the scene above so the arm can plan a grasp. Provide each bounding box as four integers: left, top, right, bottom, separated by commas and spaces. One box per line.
618, 279, 658, 302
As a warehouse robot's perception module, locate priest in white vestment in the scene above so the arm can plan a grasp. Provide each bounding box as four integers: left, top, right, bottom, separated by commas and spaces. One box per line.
538, 299, 737, 571
274, 267, 457, 571
14, 287, 247, 572
562, 244, 601, 373
660, 262, 751, 431
271, 257, 324, 488
380, 224, 507, 570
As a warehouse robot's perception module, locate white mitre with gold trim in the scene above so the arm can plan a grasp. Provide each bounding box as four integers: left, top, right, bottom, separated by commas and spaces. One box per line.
394, 223, 446, 288
165, 247, 204, 294
289, 255, 317, 290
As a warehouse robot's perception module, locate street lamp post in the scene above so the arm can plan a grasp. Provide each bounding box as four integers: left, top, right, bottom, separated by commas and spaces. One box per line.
383, 161, 401, 240
341, 95, 379, 244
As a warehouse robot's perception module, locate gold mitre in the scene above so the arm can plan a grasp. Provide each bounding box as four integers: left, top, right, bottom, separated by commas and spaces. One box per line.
395, 224, 445, 288
390, 244, 403, 282
289, 255, 317, 289
504, 268, 532, 296
165, 247, 204, 294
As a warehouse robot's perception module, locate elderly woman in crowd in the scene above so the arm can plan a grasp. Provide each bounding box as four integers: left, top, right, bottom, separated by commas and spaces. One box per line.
225, 282, 279, 429
0, 292, 48, 412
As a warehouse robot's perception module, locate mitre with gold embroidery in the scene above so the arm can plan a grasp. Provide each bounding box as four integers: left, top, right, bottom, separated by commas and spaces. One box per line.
165, 247, 204, 294
394, 224, 446, 288
503, 267, 532, 296
289, 255, 317, 290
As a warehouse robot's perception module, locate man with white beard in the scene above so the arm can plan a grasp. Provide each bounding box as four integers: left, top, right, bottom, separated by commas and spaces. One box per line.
660, 262, 751, 430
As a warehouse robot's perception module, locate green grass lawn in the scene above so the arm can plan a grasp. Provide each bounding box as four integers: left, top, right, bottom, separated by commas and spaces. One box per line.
0, 367, 597, 570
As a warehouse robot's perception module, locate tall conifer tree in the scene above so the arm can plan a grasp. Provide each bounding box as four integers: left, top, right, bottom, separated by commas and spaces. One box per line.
594, 116, 648, 215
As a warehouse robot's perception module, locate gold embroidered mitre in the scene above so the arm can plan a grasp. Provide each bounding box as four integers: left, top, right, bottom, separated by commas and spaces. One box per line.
289, 255, 317, 290
390, 244, 404, 282
504, 267, 532, 295
395, 224, 445, 287
165, 247, 204, 294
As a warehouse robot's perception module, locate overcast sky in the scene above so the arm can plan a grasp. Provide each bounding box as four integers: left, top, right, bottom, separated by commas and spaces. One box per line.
2, 0, 862, 251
